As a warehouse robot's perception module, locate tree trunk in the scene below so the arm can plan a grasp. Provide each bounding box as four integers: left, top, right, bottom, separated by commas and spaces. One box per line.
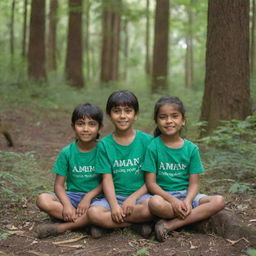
84, 0, 91, 80
200, 0, 252, 135
28, 0, 47, 81
251, 0, 256, 77
65, 0, 84, 88
100, 0, 121, 83
145, 0, 151, 75
152, 0, 170, 92
123, 18, 129, 80
185, 0, 194, 89
47, 0, 58, 71
10, 0, 15, 69
22, 0, 28, 58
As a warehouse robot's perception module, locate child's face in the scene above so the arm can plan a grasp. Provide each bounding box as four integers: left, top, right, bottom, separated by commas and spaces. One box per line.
109, 105, 137, 132
157, 104, 185, 137
73, 117, 100, 143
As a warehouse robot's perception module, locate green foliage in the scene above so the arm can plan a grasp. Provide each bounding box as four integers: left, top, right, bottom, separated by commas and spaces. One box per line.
131, 248, 150, 256
0, 151, 51, 206
198, 115, 256, 153
247, 248, 256, 256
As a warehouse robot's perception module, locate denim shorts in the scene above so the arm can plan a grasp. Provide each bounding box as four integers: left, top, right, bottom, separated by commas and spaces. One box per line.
167, 190, 207, 208
54, 191, 101, 209
91, 193, 152, 210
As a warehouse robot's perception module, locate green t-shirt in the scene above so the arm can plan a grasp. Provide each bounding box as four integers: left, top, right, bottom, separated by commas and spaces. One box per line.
95, 130, 153, 196
52, 142, 101, 193
142, 137, 204, 191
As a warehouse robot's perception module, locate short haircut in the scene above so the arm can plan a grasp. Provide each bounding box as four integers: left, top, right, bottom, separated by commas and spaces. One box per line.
106, 90, 139, 115
71, 103, 103, 128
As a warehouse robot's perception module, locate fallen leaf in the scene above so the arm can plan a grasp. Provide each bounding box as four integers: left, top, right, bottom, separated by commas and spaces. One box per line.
189, 241, 199, 249
0, 251, 8, 256
52, 235, 87, 245
29, 222, 35, 231
6, 224, 18, 230
249, 219, 256, 222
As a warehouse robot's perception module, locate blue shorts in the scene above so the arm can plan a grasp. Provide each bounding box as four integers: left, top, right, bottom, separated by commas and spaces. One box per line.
91, 193, 152, 210
167, 190, 207, 208
54, 192, 101, 209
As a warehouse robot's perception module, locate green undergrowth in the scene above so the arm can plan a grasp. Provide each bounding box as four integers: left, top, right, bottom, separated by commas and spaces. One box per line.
0, 151, 51, 212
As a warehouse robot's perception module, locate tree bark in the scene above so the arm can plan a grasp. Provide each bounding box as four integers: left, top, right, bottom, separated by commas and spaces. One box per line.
152, 0, 170, 91
28, 0, 47, 81
65, 0, 84, 88
145, 0, 151, 75
47, 0, 58, 71
84, 0, 91, 80
251, 0, 256, 77
185, 0, 194, 89
22, 0, 28, 57
200, 0, 252, 135
100, 0, 121, 83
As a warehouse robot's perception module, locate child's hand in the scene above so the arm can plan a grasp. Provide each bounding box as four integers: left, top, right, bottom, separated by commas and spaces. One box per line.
170, 198, 187, 219
111, 204, 126, 223
62, 204, 77, 222
183, 199, 192, 216
122, 197, 136, 217
76, 199, 90, 217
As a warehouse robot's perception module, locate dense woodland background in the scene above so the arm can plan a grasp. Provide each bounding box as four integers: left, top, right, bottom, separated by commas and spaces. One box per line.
0, 0, 256, 255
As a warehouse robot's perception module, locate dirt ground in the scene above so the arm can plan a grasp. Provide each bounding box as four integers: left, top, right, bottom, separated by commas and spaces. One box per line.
0, 106, 255, 256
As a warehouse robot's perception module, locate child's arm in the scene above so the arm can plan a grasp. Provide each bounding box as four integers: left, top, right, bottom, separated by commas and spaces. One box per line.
76, 184, 103, 217
183, 174, 200, 215
145, 172, 188, 219
122, 184, 148, 216
54, 174, 77, 222
103, 173, 126, 223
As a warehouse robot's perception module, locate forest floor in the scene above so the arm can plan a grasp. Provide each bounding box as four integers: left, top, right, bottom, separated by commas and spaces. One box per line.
0, 105, 255, 256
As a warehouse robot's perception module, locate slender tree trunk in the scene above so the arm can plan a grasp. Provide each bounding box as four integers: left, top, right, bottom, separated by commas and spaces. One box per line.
84, 0, 91, 80
152, 0, 170, 91
48, 0, 58, 71
200, 0, 251, 135
251, 0, 256, 77
10, 0, 15, 69
22, 0, 28, 58
65, 0, 84, 88
145, 0, 151, 75
185, 0, 194, 88
122, 18, 129, 80
28, 0, 47, 81
100, 0, 121, 83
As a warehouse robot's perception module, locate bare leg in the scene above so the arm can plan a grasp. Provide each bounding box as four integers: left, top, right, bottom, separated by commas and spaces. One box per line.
87, 206, 130, 228
148, 195, 175, 219
125, 198, 153, 223
36, 193, 65, 220
155, 195, 225, 231
36, 193, 90, 234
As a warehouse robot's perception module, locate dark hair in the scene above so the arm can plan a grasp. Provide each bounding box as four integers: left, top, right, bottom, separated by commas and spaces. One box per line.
153, 96, 186, 137
106, 90, 139, 115
71, 103, 103, 139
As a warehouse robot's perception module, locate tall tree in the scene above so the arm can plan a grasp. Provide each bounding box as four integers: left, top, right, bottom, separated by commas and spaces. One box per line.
251, 0, 256, 77
200, 0, 252, 135
28, 0, 47, 81
65, 0, 84, 88
47, 0, 58, 71
22, 0, 28, 57
184, 0, 194, 88
10, 0, 15, 68
100, 0, 122, 83
145, 0, 151, 75
84, 0, 91, 80
152, 0, 170, 91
